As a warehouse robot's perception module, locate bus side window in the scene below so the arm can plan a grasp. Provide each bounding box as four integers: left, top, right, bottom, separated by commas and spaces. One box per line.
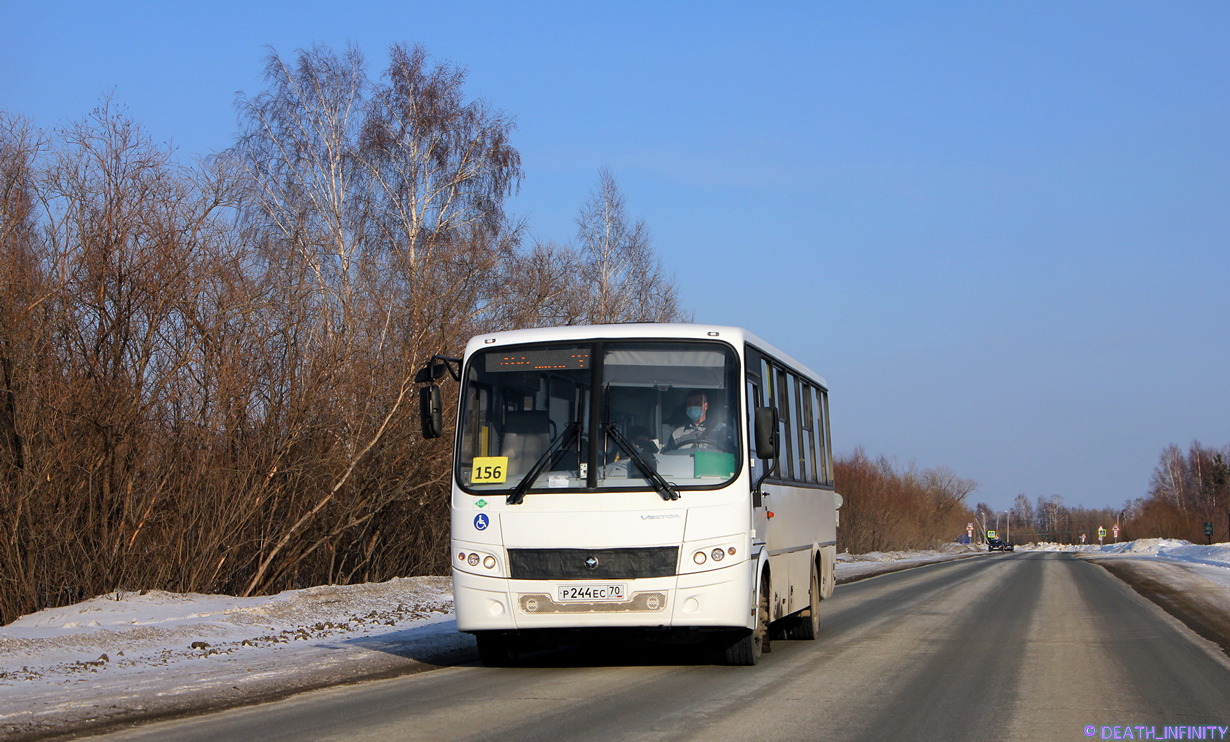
746, 381, 759, 461
820, 389, 833, 484
776, 367, 794, 482
800, 383, 817, 483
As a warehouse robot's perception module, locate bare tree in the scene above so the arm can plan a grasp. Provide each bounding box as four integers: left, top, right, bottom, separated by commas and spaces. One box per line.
0, 103, 246, 623
835, 449, 978, 552
575, 168, 684, 324
0, 113, 45, 481
229, 43, 524, 595
496, 240, 585, 328
1010, 493, 1036, 542
1134, 440, 1230, 541
0, 41, 704, 622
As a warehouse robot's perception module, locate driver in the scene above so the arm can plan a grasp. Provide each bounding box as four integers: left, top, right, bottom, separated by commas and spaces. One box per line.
665, 390, 734, 452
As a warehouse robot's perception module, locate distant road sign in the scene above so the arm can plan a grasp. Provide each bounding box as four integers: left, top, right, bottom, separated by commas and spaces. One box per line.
987, 530, 997, 539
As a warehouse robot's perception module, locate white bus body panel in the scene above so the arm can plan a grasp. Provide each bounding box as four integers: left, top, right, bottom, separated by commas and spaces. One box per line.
451, 488, 757, 632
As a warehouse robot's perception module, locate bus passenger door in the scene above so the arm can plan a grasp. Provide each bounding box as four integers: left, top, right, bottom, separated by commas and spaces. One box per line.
747, 379, 771, 547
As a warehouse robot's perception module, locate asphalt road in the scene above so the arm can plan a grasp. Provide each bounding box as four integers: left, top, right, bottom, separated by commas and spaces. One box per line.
95, 553, 1230, 742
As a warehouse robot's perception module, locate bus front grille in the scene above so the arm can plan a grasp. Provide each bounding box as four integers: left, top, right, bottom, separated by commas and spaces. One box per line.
517, 592, 668, 614
508, 547, 678, 579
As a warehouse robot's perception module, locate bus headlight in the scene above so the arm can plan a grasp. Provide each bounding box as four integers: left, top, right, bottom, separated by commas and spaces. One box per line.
456, 549, 502, 575
680, 541, 742, 574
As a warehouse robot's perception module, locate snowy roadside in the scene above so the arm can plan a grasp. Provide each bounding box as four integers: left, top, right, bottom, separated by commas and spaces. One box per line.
835, 541, 982, 582
0, 577, 471, 740
2, 548, 979, 739
1028, 538, 1230, 590
2, 541, 1227, 740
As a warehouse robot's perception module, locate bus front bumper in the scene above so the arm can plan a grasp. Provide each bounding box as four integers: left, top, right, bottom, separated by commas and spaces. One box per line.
452, 563, 755, 633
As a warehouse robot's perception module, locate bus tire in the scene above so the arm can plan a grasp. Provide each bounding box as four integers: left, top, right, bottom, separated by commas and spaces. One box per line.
724, 571, 771, 665
820, 546, 836, 599
786, 561, 821, 640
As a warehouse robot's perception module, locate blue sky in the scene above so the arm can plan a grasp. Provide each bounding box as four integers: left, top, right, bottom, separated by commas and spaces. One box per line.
4, 1, 1228, 514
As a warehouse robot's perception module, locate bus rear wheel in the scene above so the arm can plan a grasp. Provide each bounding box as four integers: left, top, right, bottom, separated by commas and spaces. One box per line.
786, 562, 821, 640
723, 572, 770, 665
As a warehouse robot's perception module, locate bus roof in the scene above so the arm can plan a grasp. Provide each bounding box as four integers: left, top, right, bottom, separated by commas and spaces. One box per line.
463, 323, 827, 388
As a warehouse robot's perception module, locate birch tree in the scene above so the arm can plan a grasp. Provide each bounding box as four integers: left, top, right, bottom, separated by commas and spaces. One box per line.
230, 43, 523, 594
575, 168, 684, 324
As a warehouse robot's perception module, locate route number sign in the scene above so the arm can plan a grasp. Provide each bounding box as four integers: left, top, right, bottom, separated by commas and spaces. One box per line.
471, 456, 508, 484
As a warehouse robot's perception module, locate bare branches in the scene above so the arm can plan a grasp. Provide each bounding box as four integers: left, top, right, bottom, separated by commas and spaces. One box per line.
1129, 440, 1230, 541
574, 168, 685, 324
0, 41, 695, 626
835, 450, 979, 552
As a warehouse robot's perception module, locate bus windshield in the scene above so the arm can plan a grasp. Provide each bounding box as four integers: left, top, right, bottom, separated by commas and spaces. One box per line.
457, 340, 741, 498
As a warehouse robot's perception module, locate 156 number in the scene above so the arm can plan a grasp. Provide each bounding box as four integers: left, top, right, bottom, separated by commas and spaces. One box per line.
471, 457, 508, 484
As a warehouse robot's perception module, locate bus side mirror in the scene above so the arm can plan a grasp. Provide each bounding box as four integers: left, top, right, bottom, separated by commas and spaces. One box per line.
754, 407, 778, 460
420, 384, 444, 439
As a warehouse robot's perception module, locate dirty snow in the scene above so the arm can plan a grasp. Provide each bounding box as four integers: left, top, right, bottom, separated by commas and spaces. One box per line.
1023, 538, 1230, 590
835, 541, 982, 580
2, 541, 1228, 738
0, 577, 466, 739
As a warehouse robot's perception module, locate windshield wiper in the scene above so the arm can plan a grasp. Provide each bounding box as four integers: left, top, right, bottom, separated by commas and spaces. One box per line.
603, 422, 680, 501
507, 421, 581, 505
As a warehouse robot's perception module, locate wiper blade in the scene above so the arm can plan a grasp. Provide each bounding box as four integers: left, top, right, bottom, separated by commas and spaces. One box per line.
507, 421, 581, 505
603, 422, 680, 501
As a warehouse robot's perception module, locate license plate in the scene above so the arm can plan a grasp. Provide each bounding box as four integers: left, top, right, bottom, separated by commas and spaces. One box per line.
557, 584, 627, 602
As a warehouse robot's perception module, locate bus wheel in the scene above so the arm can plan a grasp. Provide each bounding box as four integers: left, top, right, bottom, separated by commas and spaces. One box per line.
724, 572, 771, 665
787, 563, 821, 641
475, 633, 520, 667
821, 547, 836, 598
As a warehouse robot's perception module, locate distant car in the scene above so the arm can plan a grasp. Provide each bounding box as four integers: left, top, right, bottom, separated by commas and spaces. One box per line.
987, 538, 1015, 552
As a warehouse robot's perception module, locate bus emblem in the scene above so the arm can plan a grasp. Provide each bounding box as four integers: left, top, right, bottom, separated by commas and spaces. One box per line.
585, 556, 599, 570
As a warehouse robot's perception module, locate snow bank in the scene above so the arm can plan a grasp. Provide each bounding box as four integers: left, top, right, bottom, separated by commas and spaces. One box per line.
1023, 539, 1230, 569
835, 542, 980, 580
1, 577, 454, 675
0, 577, 460, 738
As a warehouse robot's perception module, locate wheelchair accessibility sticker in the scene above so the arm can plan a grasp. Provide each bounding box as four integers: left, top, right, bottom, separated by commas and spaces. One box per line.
473, 513, 490, 532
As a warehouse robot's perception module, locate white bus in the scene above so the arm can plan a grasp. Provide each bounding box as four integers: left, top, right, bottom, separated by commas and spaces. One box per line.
417, 324, 841, 665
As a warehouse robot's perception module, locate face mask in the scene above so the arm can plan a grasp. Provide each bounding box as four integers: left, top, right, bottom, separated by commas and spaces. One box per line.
686, 406, 704, 423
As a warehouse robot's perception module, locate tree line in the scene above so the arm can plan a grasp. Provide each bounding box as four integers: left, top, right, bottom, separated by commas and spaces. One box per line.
834, 449, 978, 553
1127, 440, 1228, 542
979, 440, 1229, 546
839, 435, 1230, 552
983, 495, 1121, 546
0, 42, 683, 625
